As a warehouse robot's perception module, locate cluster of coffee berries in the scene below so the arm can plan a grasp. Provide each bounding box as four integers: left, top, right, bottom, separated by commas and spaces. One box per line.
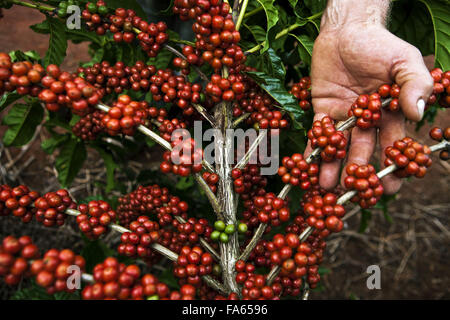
82, 257, 153, 299
80, 61, 152, 94
82, 3, 168, 57
101, 95, 149, 136
173, 0, 245, 73
149, 69, 202, 116
428, 68, 449, 108
384, 137, 432, 178
39, 64, 101, 114
0, 54, 104, 115
231, 165, 267, 200
0, 55, 43, 96
308, 116, 347, 162
205, 74, 244, 102
235, 260, 280, 299
160, 138, 203, 177
117, 185, 188, 228
429, 126, 450, 160
172, 217, 214, 246
72, 110, 105, 140
210, 220, 247, 243
272, 235, 325, 291
290, 76, 312, 111
31, 249, 85, 294
343, 163, 384, 208
0, 236, 39, 285
173, 246, 213, 287
202, 172, 219, 193
76, 200, 116, 240
378, 83, 401, 112
34, 190, 76, 227
348, 93, 382, 129
118, 216, 160, 259
251, 193, 290, 226
81, 1, 109, 35
278, 154, 319, 189
303, 193, 346, 234
157, 118, 188, 142
0, 184, 39, 223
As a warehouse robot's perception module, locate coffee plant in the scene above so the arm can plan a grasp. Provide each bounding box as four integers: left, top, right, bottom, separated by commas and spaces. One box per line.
0, 0, 449, 300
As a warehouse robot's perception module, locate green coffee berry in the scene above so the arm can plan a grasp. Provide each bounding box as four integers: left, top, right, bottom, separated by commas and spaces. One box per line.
224, 224, 235, 235
219, 232, 229, 243
210, 230, 220, 241
238, 222, 248, 234
214, 220, 225, 231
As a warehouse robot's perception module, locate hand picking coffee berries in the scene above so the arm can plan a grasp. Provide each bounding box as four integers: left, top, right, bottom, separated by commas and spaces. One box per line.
278, 153, 319, 189
76, 200, 117, 240
384, 137, 432, 178
307, 116, 347, 162
34, 190, 76, 227
343, 163, 384, 208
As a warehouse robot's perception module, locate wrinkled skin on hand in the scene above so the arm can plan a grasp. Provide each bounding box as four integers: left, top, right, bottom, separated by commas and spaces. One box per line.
307, 23, 434, 194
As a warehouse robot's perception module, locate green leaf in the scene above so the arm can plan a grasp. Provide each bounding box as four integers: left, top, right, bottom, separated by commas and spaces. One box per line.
419, 0, 450, 70
11, 280, 80, 300
147, 46, 173, 69
255, 0, 279, 53
43, 17, 68, 66
94, 147, 118, 192
41, 134, 70, 154
54, 138, 86, 187
304, 0, 327, 14
243, 24, 266, 45
390, 1, 434, 57
245, 71, 304, 129
9, 50, 41, 62
290, 33, 314, 65
0, 91, 21, 112
176, 176, 195, 190
81, 239, 116, 273
2, 102, 44, 147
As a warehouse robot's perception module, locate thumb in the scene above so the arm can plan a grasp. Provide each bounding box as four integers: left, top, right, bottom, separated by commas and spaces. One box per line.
391, 45, 434, 122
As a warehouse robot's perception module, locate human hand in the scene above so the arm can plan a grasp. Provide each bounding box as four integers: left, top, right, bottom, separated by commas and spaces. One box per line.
306, 0, 434, 194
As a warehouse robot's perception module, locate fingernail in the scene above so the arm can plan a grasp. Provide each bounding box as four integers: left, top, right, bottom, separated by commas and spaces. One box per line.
417, 99, 425, 119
